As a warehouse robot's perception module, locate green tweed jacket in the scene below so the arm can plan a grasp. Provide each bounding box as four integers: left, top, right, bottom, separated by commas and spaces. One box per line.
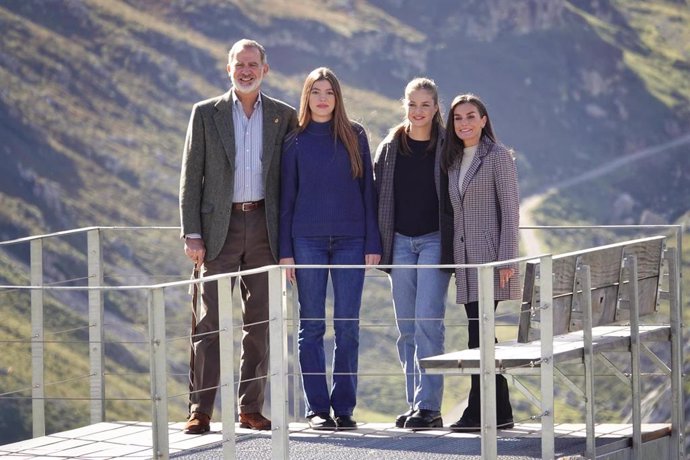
179, 90, 298, 262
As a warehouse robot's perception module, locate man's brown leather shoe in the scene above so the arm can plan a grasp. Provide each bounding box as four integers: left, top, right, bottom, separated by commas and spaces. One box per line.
239, 412, 271, 430
184, 412, 211, 434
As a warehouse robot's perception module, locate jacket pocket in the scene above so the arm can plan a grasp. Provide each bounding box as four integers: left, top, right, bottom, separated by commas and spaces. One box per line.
483, 230, 498, 260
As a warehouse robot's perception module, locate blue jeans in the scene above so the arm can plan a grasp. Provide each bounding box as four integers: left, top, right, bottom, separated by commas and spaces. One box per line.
390, 231, 450, 412
293, 236, 365, 417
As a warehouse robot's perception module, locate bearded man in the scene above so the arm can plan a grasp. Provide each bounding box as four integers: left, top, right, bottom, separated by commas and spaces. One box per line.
179, 38, 297, 433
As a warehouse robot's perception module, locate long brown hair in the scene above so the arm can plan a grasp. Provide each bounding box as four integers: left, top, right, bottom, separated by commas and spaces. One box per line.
441, 93, 496, 172
296, 67, 363, 178
391, 77, 443, 156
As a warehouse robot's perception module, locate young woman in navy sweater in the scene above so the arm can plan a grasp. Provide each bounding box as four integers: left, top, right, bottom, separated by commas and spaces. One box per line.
279, 67, 381, 430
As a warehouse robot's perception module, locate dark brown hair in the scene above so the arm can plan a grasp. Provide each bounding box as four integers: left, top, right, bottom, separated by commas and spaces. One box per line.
441, 93, 496, 172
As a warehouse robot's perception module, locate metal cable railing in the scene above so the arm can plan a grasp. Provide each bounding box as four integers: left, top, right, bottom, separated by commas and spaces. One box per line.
0, 224, 683, 459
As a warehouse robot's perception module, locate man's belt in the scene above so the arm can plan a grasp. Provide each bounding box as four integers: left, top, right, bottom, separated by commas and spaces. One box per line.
232, 200, 265, 212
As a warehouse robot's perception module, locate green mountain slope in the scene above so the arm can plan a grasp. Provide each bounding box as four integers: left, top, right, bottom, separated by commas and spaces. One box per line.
0, 0, 688, 445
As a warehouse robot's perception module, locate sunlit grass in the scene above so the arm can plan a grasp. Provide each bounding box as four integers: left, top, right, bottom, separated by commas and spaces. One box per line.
233, 0, 424, 41
567, 0, 690, 113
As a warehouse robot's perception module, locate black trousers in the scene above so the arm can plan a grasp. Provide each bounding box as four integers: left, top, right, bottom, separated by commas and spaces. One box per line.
461, 300, 513, 422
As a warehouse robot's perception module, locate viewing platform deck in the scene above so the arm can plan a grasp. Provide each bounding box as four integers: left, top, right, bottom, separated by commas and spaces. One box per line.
1, 421, 675, 459
0, 225, 685, 459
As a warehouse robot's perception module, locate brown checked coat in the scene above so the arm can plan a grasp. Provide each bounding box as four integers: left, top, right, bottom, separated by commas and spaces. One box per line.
373, 129, 445, 271
179, 90, 298, 262
440, 136, 520, 304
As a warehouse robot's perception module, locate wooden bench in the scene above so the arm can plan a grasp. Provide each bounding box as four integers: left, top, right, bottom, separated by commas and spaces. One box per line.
420, 235, 684, 459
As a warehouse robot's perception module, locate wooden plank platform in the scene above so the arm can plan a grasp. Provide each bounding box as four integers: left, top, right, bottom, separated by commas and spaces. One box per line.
421, 324, 670, 371
0, 421, 672, 459
0, 421, 223, 459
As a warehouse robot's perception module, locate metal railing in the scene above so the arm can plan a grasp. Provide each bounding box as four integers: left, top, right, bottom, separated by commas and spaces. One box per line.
0, 224, 684, 459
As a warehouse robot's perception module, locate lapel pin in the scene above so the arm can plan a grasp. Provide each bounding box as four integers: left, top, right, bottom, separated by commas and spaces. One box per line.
274, 118, 279, 124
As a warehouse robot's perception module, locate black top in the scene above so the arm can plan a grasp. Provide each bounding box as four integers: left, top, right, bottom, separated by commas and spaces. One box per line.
393, 138, 439, 237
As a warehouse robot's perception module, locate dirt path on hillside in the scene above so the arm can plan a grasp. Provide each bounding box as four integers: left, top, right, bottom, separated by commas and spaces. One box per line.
519, 132, 690, 257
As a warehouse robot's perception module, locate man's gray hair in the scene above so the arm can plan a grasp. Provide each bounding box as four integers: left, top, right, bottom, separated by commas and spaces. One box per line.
228, 39, 267, 65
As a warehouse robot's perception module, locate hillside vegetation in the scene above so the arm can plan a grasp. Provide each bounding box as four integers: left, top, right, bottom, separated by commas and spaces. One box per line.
0, 0, 688, 445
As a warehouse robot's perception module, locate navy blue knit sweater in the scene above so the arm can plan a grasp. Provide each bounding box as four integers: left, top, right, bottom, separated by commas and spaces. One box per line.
279, 120, 382, 259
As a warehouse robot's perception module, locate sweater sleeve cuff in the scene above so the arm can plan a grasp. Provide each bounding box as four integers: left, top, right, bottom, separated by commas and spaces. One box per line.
365, 238, 382, 256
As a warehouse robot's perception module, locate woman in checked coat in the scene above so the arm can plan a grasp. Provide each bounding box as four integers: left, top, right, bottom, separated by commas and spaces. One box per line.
439, 93, 520, 432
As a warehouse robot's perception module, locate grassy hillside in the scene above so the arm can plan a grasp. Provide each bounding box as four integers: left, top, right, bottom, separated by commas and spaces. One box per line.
526, 0, 690, 409
1, 0, 688, 238
568, 0, 690, 114
0, 0, 688, 445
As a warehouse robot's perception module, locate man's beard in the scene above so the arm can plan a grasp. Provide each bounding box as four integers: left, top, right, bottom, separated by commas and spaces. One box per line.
232, 74, 263, 94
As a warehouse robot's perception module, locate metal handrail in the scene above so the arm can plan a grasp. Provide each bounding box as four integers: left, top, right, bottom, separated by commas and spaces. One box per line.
0, 225, 180, 246
0, 224, 684, 459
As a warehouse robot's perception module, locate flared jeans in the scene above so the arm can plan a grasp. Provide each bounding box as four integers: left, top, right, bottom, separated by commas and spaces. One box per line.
294, 236, 365, 417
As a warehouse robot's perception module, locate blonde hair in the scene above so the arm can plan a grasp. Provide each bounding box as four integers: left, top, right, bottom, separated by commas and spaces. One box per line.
392, 77, 443, 156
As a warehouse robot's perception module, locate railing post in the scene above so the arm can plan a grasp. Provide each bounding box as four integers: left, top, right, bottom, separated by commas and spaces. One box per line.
30, 238, 45, 438
291, 284, 301, 421
671, 227, 685, 459
624, 255, 642, 456
478, 265, 497, 459
674, 227, 682, 313
579, 265, 595, 459
148, 288, 169, 459
666, 247, 685, 458
87, 229, 105, 423
539, 255, 554, 460
218, 276, 237, 459
269, 266, 289, 460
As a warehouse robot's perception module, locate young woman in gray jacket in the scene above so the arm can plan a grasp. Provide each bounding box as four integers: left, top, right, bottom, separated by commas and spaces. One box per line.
374, 78, 451, 430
